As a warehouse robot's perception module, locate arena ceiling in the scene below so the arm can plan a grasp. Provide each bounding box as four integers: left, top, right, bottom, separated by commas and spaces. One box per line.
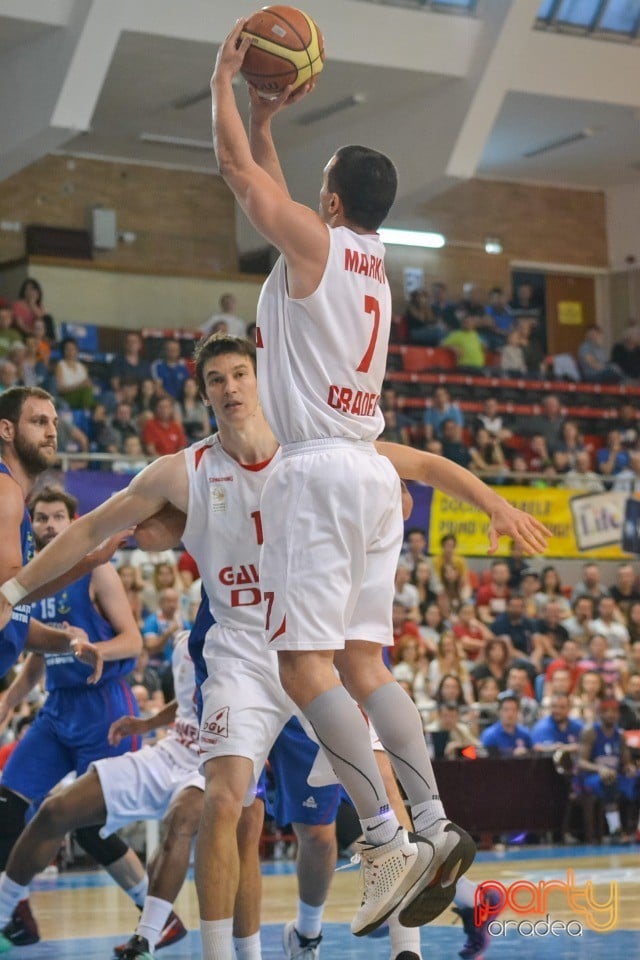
1, 0, 640, 249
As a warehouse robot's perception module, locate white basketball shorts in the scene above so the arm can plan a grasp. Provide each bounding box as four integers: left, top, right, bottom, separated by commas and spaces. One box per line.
259, 438, 403, 651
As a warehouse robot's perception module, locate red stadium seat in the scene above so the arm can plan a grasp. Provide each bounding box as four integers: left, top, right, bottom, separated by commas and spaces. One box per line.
401, 346, 457, 373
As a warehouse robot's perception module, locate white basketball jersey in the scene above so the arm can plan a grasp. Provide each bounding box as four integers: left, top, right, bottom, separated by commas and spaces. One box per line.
182, 435, 279, 664
256, 225, 391, 444
163, 631, 199, 758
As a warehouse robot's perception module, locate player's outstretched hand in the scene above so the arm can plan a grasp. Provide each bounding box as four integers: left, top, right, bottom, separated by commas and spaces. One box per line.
212, 18, 251, 85
86, 529, 134, 570
487, 501, 551, 556
108, 714, 148, 747
65, 626, 103, 684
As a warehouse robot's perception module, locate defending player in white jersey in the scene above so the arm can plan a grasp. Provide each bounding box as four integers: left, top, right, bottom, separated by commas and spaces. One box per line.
209, 19, 550, 940
0, 334, 549, 959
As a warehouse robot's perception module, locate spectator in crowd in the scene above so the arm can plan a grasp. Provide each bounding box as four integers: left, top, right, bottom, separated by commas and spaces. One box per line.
127, 647, 163, 704
551, 450, 571, 478
12, 277, 55, 339
434, 674, 471, 717
401, 526, 430, 573
411, 557, 442, 622
630, 612, 640, 648
556, 421, 585, 469
471, 637, 512, 695
517, 316, 546, 375
611, 565, 640, 621
476, 560, 511, 624
391, 600, 424, 659
151, 339, 190, 400
481, 693, 533, 756
142, 394, 187, 457
117, 562, 146, 626
0, 715, 34, 772
571, 562, 610, 606
141, 561, 183, 618
110, 332, 152, 390
421, 602, 447, 652
469, 427, 507, 478
459, 282, 485, 320
491, 594, 536, 657
620, 673, 640, 729
94, 400, 140, 454
18, 335, 50, 389
430, 281, 457, 328
176, 376, 211, 444
391, 634, 426, 688
426, 701, 480, 760
500, 327, 527, 376
441, 418, 471, 468
472, 397, 512, 443
422, 385, 464, 439
438, 563, 471, 618
616, 400, 640, 448
562, 450, 604, 493
597, 429, 629, 476
0, 360, 19, 394
531, 692, 583, 755
136, 377, 160, 424
432, 533, 468, 585
614, 450, 640, 495
577, 325, 622, 383
520, 569, 542, 619
32, 317, 51, 364
55, 408, 90, 468
0, 305, 22, 359
470, 676, 501, 735
404, 288, 445, 346
394, 561, 420, 622
141, 586, 186, 700
526, 395, 566, 453
509, 282, 542, 324
572, 669, 607, 724
201, 292, 247, 338
54, 337, 95, 410
590, 596, 630, 660
442, 310, 485, 370
112, 435, 148, 475
610, 323, 640, 383
452, 601, 492, 662
563, 596, 595, 648
504, 665, 538, 727
427, 632, 472, 703
579, 634, 624, 697
524, 434, 552, 474
534, 565, 571, 619
544, 639, 585, 697
531, 599, 570, 670
578, 699, 639, 842
627, 637, 640, 671
481, 287, 514, 350
505, 539, 528, 591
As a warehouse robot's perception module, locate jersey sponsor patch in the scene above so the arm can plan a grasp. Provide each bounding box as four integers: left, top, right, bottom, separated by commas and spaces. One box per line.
302, 795, 318, 810
202, 706, 229, 739
209, 483, 227, 513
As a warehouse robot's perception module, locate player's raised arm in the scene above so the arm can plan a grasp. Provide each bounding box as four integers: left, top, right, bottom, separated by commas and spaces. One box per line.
0, 455, 187, 631
211, 20, 327, 286
374, 440, 551, 555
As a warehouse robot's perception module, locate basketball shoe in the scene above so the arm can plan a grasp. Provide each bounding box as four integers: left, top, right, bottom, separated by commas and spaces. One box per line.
283, 920, 322, 958
350, 828, 435, 937
2, 900, 39, 946
453, 888, 502, 959
113, 911, 187, 957
398, 821, 476, 928
116, 934, 153, 960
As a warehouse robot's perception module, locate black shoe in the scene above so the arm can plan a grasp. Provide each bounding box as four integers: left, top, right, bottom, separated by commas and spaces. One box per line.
395, 954, 421, 959
2, 899, 40, 946
113, 911, 187, 957
116, 934, 153, 960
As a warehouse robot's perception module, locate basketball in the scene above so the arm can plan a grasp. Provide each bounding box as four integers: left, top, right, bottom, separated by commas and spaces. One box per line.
240, 6, 325, 97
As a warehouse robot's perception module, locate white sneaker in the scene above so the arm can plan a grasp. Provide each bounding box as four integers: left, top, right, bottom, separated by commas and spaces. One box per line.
350, 828, 435, 937
282, 921, 322, 958
398, 820, 476, 927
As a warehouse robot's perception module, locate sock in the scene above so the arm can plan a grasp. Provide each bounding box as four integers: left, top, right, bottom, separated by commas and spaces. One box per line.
361, 808, 401, 846
411, 801, 447, 837
453, 875, 477, 910
389, 911, 422, 958
233, 931, 261, 959
296, 899, 324, 939
201, 918, 234, 960
303, 687, 393, 822
605, 810, 621, 834
136, 895, 172, 950
0, 874, 30, 927
363, 684, 445, 826
126, 874, 149, 908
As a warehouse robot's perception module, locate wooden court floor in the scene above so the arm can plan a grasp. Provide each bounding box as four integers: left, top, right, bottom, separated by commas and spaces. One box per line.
14, 843, 640, 958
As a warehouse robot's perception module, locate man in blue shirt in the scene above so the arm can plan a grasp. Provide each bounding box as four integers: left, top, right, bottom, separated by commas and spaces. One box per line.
481, 694, 532, 756
491, 595, 536, 656
150, 339, 189, 400
423, 386, 464, 439
531, 693, 583, 753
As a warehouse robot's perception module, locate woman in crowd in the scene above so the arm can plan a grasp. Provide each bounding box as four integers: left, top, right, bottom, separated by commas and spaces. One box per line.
55, 337, 95, 409
557, 420, 585, 468
428, 633, 473, 703
535, 565, 572, 619
12, 277, 56, 339
176, 376, 211, 444
438, 562, 472, 617
117, 562, 146, 627
469, 426, 508, 478
470, 636, 512, 696
571, 669, 607, 724
451, 601, 493, 662
469, 675, 501, 735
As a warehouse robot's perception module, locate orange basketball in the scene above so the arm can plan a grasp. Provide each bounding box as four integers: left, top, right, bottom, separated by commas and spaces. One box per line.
240, 6, 325, 97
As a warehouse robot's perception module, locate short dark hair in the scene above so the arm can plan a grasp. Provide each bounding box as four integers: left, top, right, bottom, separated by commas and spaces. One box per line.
328, 146, 397, 231
29, 484, 78, 521
0, 386, 54, 429
440, 534, 457, 548
193, 334, 256, 397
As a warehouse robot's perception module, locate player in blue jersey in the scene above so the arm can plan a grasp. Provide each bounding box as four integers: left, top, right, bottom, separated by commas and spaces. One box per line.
0, 485, 145, 946
480, 695, 533, 757
0, 387, 104, 680
531, 693, 583, 754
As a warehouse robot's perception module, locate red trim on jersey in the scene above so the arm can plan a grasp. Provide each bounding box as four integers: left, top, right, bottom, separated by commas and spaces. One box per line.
194, 446, 208, 471
268, 614, 287, 643
255, 327, 264, 348
239, 453, 277, 473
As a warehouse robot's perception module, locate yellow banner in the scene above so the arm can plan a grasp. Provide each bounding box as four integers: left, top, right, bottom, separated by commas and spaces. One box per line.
428, 487, 638, 559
